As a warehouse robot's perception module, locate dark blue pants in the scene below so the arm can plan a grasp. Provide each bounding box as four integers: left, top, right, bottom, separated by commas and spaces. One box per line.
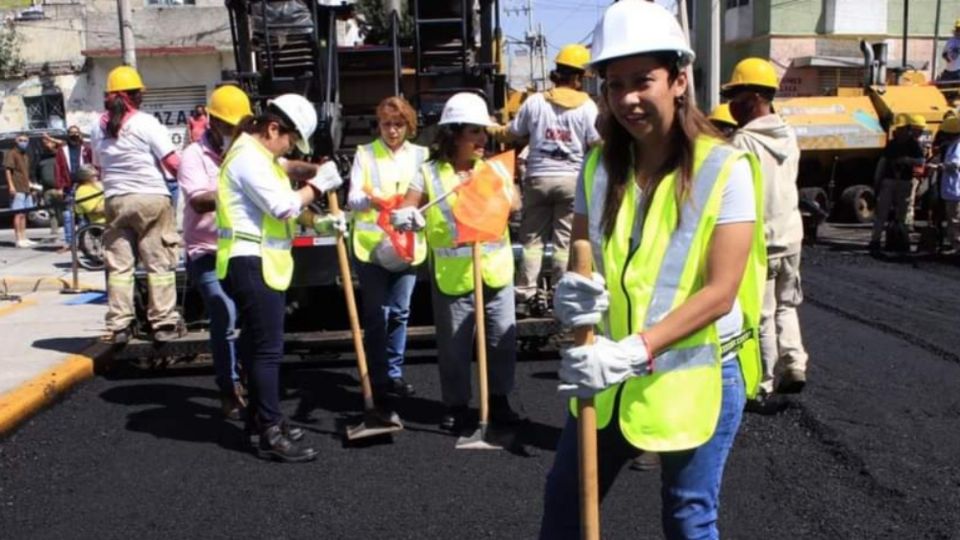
188, 253, 239, 394
356, 261, 417, 386
225, 256, 285, 426
539, 361, 746, 540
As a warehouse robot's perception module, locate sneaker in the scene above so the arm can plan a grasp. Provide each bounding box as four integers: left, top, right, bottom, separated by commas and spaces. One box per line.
110, 327, 133, 344
22, 239, 37, 247
256, 423, 316, 463
388, 377, 416, 397
776, 370, 806, 394
153, 322, 185, 342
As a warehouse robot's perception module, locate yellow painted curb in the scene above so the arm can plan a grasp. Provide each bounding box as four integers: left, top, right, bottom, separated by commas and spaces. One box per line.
0, 276, 68, 294
0, 349, 98, 436
0, 298, 36, 318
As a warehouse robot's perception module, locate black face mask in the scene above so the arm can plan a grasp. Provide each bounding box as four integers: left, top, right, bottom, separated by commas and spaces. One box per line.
69, 135, 81, 143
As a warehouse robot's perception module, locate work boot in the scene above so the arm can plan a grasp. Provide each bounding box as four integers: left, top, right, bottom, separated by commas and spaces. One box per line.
256, 423, 317, 463
744, 391, 785, 415
153, 321, 185, 343
776, 370, 807, 395
388, 377, 416, 397
629, 451, 660, 472
220, 382, 248, 421
490, 395, 523, 426
110, 326, 133, 344
439, 405, 469, 433
515, 300, 532, 320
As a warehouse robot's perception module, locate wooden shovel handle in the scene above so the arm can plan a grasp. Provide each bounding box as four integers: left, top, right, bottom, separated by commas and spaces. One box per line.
328, 192, 375, 411
570, 239, 600, 540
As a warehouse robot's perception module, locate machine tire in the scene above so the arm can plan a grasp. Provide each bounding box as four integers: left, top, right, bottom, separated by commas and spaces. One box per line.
840, 184, 875, 224
799, 187, 829, 213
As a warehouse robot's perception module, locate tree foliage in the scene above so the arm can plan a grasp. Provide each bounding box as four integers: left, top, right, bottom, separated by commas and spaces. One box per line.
0, 24, 24, 78
354, 0, 414, 46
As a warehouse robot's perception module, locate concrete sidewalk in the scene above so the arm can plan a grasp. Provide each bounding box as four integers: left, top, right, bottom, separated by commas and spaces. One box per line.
0, 228, 108, 434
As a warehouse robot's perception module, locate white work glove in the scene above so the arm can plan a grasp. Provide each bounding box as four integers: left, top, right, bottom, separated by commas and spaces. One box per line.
558, 335, 652, 399
390, 207, 425, 232
347, 189, 371, 212
314, 213, 348, 237
307, 161, 344, 193
553, 271, 610, 328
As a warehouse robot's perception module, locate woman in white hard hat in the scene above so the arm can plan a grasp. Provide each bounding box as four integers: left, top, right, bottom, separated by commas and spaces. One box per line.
92, 66, 184, 343
216, 93, 344, 462
539, 1, 765, 538
347, 96, 429, 404
390, 92, 522, 433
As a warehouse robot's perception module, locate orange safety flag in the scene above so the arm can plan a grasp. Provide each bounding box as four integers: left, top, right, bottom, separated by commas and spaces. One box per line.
364, 187, 415, 262
452, 151, 516, 245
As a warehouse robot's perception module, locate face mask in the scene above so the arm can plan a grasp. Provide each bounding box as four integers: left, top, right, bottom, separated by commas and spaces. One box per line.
16, 141, 28, 151
69, 135, 81, 143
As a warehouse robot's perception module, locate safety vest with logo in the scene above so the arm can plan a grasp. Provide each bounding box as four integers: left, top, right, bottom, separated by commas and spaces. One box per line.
577, 135, 766, 452
215, 133, 296, 292
422, 160, 514, 296
352, 139, 429, 265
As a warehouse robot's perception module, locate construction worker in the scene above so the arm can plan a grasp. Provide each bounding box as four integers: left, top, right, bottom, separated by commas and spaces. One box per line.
92, 66, 184, 343
390, 92, 522, 433
347, 96, 429, 402
539, 1, 765, 537
489, 43, 602, 318
938, 117, 960, 254
178, 85, 252, 420
870, 113, 926, 253
939, 19, 960, 83
723, 57, 808, 400
709, 103, 738, 138
216, 94, 344, 462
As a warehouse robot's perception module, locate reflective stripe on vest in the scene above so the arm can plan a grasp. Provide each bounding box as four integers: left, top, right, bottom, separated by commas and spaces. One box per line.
577, 137, 766, 452
214, 133, 296, 292
351, 140, 428, 265
422, 160, 514, 296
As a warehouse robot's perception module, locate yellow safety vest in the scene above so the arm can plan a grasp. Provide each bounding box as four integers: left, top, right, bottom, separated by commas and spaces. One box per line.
352, 139, 428, 266
578, 135, 766, 452
215, 133, 296, 292
422, 160, 514, 296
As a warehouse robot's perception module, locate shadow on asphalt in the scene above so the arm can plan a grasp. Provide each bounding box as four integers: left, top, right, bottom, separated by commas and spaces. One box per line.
32, 336, 96, 355
98, 383, 248, 453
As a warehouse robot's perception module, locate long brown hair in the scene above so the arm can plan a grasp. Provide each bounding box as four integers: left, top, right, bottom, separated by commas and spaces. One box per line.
105, 90, 142, 138
598, 53, 722, 238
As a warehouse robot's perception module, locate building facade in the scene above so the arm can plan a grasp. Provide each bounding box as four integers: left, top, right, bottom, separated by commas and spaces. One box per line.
1, 0, 235, 145
691, 0, 957, 101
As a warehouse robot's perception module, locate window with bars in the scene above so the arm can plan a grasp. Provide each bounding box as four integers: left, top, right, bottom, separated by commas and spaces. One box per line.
23, 94, 66, 130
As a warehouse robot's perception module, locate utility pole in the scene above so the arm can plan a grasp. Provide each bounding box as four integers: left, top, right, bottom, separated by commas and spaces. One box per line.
932, 0, 943, 78
901, 0, 909, 69
504, 0, 546, 90
678, 0, 696, 107
117, 0, 137, 68
708, 0, 720, 111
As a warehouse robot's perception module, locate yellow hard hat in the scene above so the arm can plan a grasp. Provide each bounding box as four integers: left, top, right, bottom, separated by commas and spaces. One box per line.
723, 58, 779, 92
941, 117, 960, 135
708, 103, 737, 127
207, 85, 252, 126
106, 65, 145, 93
907, 114, 927, 128
555, 44, 590, 71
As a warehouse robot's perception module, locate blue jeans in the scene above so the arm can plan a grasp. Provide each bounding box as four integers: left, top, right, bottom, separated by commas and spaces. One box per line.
224, 256, 286, 425
356, 261, 417, 386
187, 253, 239, 393
539, 361, 746, 540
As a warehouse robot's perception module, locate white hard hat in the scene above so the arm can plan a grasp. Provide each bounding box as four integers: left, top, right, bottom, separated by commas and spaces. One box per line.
268, 93, 317, 154
589, 0, 695, 70
438, 92, 494, 127
372, 238, 412, 272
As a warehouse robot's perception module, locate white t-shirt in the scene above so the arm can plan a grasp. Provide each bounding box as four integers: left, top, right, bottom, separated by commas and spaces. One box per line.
943, 37, 960, 72
509, 93, 601, 178
91, 111, 176, 198
221, 134, 302, 258
574, 156, 756, 359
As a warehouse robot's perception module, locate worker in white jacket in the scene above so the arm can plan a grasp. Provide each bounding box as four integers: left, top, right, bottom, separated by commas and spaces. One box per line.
725, 58, 808, 402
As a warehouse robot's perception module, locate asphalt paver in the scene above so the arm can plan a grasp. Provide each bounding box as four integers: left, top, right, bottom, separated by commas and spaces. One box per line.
2, 244, 960, 539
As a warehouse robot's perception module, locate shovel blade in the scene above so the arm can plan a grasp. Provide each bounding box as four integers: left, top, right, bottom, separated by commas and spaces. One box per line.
345, 410, 404, 441
454, 424, 504, 450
